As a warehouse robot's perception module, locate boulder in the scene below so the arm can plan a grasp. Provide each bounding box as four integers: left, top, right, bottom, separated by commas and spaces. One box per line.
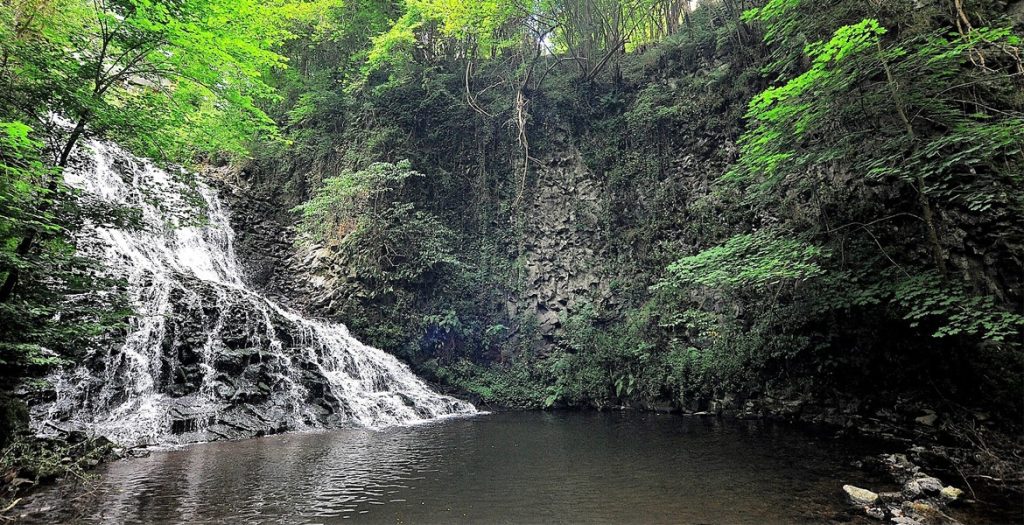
902, 501, 943, 523
843, 484, 881, 506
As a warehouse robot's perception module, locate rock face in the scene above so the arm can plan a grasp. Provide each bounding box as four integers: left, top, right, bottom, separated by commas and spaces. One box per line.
217, 135, 617, 354
30, 140, 475, 447
516, 143, 611, 346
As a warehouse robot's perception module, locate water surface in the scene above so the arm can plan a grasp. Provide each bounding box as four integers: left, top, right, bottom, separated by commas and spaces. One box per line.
22, 412, 926, 524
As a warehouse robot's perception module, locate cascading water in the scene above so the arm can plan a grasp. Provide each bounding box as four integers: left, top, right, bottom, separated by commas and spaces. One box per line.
32, 140, 476, 447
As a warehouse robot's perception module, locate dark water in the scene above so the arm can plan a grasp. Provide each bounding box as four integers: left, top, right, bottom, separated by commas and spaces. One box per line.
17, 411, 996, 524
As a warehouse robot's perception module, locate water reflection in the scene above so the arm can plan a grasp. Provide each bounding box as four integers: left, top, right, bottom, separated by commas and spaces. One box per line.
24, 412, 893, 524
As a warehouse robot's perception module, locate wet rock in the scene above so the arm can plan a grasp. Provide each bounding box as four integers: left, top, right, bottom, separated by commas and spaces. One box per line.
641, 402, 676, 413
843, 484, 881, 505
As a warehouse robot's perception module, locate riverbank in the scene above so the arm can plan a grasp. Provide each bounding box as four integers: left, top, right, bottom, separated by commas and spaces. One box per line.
0, 427, 118, 518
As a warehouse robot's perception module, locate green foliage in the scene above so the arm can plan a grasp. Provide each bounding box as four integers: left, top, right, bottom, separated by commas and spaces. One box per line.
543, 303, 665, 407
658, 230, 825, 290
429, 358, 546, 407
728, 18, 887, 184
721, 4, 1023, 356
883, 271, 1023, 343
365, 8, 423, 79
0, 121, 131, 385
293, 160, 459, 286
1, 0, 298, 163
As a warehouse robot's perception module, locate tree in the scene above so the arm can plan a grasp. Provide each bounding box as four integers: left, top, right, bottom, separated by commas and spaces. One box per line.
717, 9, 1024, 344
0, 0, 296, 301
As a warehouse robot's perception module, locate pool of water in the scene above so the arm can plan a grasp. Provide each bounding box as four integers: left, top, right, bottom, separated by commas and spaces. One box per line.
16, 411, 997, 524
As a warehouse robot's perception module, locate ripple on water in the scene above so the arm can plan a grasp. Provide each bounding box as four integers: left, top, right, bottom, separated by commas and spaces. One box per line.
16, 411, 1023, 525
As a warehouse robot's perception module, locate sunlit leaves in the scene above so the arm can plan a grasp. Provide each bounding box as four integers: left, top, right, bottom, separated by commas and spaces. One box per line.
728, 19, 886, 185
657, 230, 826, 291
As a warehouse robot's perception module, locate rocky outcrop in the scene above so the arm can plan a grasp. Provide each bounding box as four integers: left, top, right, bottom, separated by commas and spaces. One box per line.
206, 169, 311, 309
36, 273, 363, 445
515, 143, 612, 346
214, 136, 619, 355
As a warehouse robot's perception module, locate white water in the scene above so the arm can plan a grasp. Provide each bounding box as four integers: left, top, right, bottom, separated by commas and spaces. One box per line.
35, 140, 475, 446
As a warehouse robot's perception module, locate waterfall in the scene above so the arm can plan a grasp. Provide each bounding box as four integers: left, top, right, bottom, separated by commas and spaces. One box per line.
32, 140, 476, 447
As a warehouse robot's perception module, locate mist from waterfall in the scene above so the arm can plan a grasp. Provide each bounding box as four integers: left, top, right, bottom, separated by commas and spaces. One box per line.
33, 140, 475, 447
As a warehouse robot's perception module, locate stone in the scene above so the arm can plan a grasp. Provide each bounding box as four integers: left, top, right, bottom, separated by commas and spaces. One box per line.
902, 480, 923, 500
879, 491, 903, 504
843, 485, 881, 506
940, 486, 963, 503
902, 501, 941, 522
865, 506, 887, 520
915, 476, 943, 494
914, 413, 939, 426
215, 383, 236, 399
892, 517, 923, 525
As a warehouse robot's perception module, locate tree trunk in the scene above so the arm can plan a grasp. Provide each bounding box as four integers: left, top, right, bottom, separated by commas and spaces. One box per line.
878, 42, 948, 275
